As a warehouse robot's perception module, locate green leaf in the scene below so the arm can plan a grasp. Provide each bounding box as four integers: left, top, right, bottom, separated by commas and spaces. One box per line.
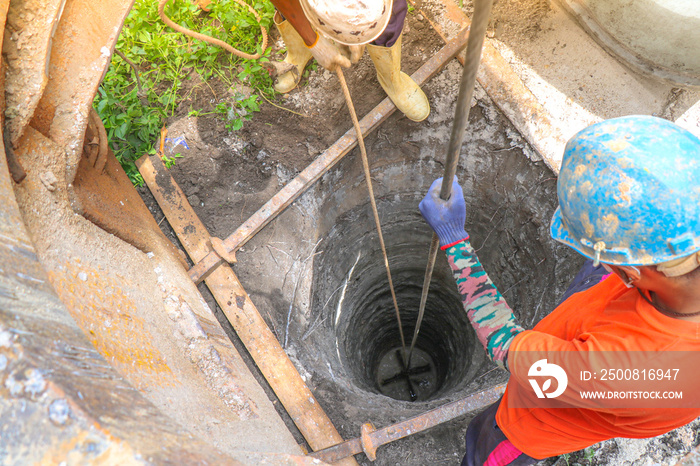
115, 121, 129, 139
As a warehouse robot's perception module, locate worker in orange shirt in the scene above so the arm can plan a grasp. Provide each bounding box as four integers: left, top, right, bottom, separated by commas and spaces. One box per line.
419, 115, 700, 465
269, 0, 430, 122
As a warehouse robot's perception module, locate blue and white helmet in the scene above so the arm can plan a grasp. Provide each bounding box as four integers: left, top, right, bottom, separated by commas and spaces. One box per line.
550, 115, 700, 274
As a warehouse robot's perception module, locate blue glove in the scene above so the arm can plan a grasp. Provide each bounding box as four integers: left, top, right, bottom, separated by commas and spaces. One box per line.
419, 177, 469, 247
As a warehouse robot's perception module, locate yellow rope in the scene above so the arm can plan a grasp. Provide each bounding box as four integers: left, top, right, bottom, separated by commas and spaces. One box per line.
158, 0, 268, 61
336, 68, 407, 362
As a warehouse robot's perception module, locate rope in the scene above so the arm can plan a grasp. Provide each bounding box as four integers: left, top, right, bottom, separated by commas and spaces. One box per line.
157, 0, 268, 61
336, 68, 407, 362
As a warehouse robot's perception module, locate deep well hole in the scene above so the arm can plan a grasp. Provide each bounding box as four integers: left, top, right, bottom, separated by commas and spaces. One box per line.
227, 94, 585, 462
324, 207, 482, 402
299, 123, 583, 415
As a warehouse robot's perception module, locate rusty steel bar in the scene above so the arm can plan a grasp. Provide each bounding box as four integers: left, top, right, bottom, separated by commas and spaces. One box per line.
137, 154, 358, 465
187, 26, 471, 284
310, 384, 507, 464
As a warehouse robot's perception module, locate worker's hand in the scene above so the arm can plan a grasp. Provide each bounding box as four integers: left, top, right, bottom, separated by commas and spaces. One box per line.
307, 34, 351, 71
419, 177, 469, 247
339, 44, 365, 64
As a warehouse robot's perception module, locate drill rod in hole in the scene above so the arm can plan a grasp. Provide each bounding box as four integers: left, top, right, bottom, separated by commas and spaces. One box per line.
409, 0, 495, 367
336, 67, 408, 364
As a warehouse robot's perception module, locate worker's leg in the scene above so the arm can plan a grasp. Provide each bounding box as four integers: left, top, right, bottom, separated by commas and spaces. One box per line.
371, 0, 408, 47
462, 400, 537, 466
366, 0, 430, 122
557, 260, 611, 305
273, 11, 313, 93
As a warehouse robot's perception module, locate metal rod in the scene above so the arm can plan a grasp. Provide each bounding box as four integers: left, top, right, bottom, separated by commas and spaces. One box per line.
408, 0, 494, 365
187, 27, 471, 284
410, 0, 566, 173
309, 384, 506, 464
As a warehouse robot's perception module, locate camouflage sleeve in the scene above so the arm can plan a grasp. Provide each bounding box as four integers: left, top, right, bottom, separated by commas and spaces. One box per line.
444, 239, 524, 370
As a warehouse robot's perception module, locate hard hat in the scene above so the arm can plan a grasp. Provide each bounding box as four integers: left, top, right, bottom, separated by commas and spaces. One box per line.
300, 0, 393, 46
550, 115, 700, 267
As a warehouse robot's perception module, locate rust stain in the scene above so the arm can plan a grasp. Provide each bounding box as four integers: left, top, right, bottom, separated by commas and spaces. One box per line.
442, 0, 467, 24
37, 425, 141, 465
38, 430, 91, 465
46, 259, 173, 386
235, 294, 245, 309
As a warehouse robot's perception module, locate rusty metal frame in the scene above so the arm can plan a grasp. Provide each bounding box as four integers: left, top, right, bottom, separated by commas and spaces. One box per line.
138, 154, 358, 466
187, 26, 471, 284
136, 27, 502, 463
310, 384, 506, 463
142, 28, 473, 460
135, 18, 567, 463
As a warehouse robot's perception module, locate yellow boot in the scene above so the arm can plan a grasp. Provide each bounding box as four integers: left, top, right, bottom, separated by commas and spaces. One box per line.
367, 35, 430, 122
274, 13, 313, 94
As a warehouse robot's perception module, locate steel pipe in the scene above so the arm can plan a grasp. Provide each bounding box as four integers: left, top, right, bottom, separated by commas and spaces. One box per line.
310, 384, 506, 463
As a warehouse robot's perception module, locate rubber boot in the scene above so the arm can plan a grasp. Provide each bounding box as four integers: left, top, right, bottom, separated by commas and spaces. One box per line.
274, 13, 313, 94
367, 35, 430, 122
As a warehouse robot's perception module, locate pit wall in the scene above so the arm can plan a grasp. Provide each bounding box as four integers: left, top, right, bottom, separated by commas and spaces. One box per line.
232, 60, 584, 464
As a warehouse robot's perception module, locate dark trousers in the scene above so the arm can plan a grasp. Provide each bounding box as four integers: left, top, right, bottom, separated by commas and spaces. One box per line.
461, 400, 537, 466
371, 0, 407, 47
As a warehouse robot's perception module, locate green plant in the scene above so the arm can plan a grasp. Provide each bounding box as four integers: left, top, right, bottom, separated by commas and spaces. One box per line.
215, 91, 261, 131
561, 453, 571, 466
162, 152, 184, 168
95, 0, 275, 185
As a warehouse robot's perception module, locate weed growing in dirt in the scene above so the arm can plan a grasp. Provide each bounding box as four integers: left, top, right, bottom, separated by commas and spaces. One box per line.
215, 91, 261, 131
95, 0, 275, 185
162, 153, 184, 169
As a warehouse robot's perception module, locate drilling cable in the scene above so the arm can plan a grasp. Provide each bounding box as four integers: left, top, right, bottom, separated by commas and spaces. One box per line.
408, 0, 494, 366
336, 68, 408, 363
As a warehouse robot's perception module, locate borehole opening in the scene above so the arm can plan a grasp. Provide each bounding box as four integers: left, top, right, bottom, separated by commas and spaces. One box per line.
342, 264, 474, 402
314, 204, 484, 403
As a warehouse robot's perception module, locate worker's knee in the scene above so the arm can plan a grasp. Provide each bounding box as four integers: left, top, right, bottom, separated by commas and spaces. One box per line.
462, 400, 537, 466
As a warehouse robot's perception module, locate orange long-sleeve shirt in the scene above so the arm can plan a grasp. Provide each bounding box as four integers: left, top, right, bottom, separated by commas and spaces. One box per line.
496, 274, 700, 459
